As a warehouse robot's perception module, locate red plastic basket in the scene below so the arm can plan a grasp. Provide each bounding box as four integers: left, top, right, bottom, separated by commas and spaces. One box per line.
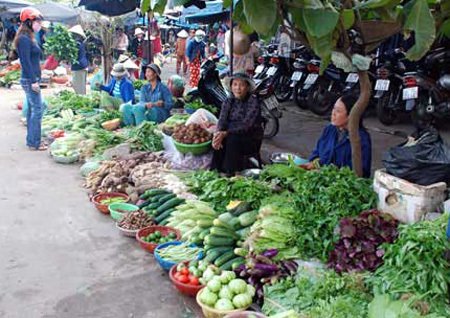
136, 226, 181, 253
169, 261, 204, 296
92, 192, 130, 214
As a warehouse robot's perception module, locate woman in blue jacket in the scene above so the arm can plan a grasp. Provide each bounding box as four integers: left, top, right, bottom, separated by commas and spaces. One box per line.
186, 29, 205, 87
302, 93, 372, 178
14, 8, 45, 151
96, 63, 135, 109
122, 64, 173, 126
69, 25, 88, 95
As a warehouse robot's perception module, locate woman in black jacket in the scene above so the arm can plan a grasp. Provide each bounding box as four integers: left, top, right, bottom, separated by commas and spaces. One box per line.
69, 25, 89, 95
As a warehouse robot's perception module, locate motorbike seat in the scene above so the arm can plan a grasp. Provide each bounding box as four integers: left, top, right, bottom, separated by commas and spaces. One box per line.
404, 72, 417, 77
438, 75, 450, 90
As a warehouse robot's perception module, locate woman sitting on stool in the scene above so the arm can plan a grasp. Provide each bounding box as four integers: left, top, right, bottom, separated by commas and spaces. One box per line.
211, 72, 263, 175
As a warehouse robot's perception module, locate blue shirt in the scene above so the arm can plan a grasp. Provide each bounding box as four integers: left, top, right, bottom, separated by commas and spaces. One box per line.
17, 34, 42, 83
186, 40, 205, 63
139, 81, 173, 123
100, 77, 135, 103
308, 124, 372, 178
72, 40, 89, 71
113, 81, 121, 98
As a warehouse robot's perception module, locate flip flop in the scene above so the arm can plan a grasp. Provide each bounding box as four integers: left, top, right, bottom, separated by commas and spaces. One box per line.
28, 142, 48, 151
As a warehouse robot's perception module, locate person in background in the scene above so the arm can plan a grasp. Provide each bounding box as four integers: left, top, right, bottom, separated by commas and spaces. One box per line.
301, 93, 372, 178
152, 27, 162, 56
208, 43, 218, 58
188, 28, 196, 42
130, 27, 145, 78
69, 25, 88, 95
122, 64, 173, 125
211, 73, 263, 175
167, 29, 176, 48
217, 27, 226, 55
95, 63, 135, 109
14, 7, 45, 150
175, 29, 188, 76
112, 27, 129, 60
186, 29, 206, 87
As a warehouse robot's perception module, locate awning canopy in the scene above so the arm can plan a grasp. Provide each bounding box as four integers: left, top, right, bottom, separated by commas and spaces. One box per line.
78, 0, 138, 17
2, 2, 80, 24
183, 0, 229, 24
0, 0, 32, 11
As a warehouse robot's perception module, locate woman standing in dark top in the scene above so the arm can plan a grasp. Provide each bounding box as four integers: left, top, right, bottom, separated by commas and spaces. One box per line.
14, 7, 45, 151
211, 73, 263, 175
69, 25, 88, 95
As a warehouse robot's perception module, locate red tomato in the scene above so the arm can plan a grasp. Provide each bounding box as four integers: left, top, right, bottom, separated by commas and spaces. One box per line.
180, 267, 190, 276
173, 272, 181, 281
188, 276, 200, 286
178, 274, 189, 284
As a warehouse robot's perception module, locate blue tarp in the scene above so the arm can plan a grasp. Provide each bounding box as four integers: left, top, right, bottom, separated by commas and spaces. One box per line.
182, 0, 229, 23
2, 2, 79, 24
78, 0, 138, 17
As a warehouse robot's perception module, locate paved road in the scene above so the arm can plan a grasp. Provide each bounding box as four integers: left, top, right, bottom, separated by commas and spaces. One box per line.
0, 88, 199, 318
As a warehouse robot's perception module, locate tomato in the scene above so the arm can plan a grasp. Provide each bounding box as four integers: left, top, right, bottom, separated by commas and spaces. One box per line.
180, 267, 190, 276
188, 276, 200, 286
178, 274, 189, 284
173, 272, 181, 281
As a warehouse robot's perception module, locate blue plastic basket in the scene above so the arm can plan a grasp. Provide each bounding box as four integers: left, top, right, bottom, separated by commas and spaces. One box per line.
185, 107, 196, 115
154, 241, 202, 270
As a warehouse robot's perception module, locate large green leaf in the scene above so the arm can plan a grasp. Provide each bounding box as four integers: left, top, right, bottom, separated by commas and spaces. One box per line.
152, 0, 167, 14
242, 0, 277, 34
355, 0, 401, 10
303, 0, 324, 9
403, 0, 436, 61
141, 0, 150, 12
342, 9, 355, 29
223, 0, 233, 8
303, 7, 339, 38
307, 31, 337, 71
439, 19, 450, 38
288, 7, 307, 31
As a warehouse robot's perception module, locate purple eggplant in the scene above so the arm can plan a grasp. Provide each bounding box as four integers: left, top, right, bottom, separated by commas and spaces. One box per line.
261, 249, 279, 259
255, 255, 275, 265
254, 263, 279, 273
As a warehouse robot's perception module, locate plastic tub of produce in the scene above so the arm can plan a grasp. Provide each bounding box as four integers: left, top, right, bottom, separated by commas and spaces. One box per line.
154, 241, 202, 270
196, 288, 251, 318
109, 203, 139, 220
169, 261, 204, 296
173, 139, 212, 156
115, 222, 138, 237
92, 192, 130, 214
136, 226, 181, 253
223, 312, 267, 318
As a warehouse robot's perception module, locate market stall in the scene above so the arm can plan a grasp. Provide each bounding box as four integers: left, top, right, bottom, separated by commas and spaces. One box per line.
14, 87, 450, 318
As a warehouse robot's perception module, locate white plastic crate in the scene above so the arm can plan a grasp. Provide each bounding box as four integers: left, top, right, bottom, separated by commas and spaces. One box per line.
373, 169, 447, 223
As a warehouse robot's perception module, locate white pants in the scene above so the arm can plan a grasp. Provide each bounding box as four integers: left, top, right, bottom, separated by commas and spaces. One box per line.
72, 69, 87, 95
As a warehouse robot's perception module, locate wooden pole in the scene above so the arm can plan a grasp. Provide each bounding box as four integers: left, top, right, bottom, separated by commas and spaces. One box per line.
147, 11, 153, 63
229, 4, 233, 76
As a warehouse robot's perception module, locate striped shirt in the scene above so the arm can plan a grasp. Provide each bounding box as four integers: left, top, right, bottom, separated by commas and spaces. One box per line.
113, 81, 121, 98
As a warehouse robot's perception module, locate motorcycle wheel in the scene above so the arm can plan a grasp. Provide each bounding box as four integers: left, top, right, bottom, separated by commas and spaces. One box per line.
293, 82, 308, 109
261, 102, 280, 139
273, 74, 293, 102
376, 91, 397, 126
308, 77, 336, 116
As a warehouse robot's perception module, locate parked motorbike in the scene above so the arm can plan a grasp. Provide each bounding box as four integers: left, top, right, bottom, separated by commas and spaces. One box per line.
253, 44, 277, 80
186, 56, 282, 139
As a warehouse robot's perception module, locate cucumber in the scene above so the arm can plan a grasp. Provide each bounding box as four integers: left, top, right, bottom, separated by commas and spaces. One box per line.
138, 200, 153, 209
218, 212, 234, 224
197, 219, 214, 228
155, 209, 175, 224
204, 251, 221, 263
190, 235, 203, 246
214, 251, 236, 267
228, 217, 242, 230
206, 246, 233, 255
158, 193, 176, 204
234, 248, 249, 258
239, 210, 259, 227
159, 218, 170, 226
143, 202, 160, 211
236, 226, 252, 239
204, 235, 235, 247
231, 258, 246, 270
220, 257, 245, 270
210, 227, 239, 240
141, 189, 168, 199
156, 198, 185, 214
199, 228, 211, 240
154, 207, 175, 218
151, 194, 167, 203
213, 219, 234, 231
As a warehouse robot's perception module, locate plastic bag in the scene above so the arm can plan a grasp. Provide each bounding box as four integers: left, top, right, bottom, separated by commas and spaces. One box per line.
79, 161, 101, 177
185, 109, 218, 133
90, 70, 103, 91
164, 151, 213, 170
383, 131, 450, 185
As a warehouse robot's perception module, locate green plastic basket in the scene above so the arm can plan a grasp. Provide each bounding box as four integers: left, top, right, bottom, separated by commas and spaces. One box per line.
173, 139, 212, 156
109, 203, 139, 220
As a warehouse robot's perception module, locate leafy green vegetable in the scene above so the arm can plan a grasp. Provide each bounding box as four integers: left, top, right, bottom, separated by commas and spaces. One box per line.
98, 110, 122, 123
368, 294, 445, 318
182, 170, 220, 195
367, 216, 450, 316
44, 25, 78, 63
0, 68, 20, 87
46, 90, 101, 113
185, 99, 218, 114
126, 121, 163, 152
133, 80, 148, 90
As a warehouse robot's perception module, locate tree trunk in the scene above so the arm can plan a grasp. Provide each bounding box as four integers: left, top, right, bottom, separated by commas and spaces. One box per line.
348, 70, 371, 177
0, 21, 6, 50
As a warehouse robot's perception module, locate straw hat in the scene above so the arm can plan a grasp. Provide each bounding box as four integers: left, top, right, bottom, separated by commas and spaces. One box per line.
68, 25, 86, 38
142, 63, 161, 80
134, 27, 144, 36
110, 63, 128, 77
227, 72, 255, 92
123, 58, 139, 70
177, 29, 188, 38
118, 54, 129, 63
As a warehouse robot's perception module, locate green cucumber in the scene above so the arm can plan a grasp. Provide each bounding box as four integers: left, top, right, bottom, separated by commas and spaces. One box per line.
231, 258, 246, 270
159, 218, 170, 226
143, 202, 160, 211
204, 235, 235, 247
197, 219, 214, 228
220, 257, 244, 270
155, 209, 175, 224
239, 210, 259, 227
234, 248, 249, 258
204, 251, 221, 263
236, 226, 252, 239
206, 246, 233, 255
151, 194, 168, 203
156, 198, 185, 214
199, 228, 211, 240
214, 251, 236, 267
218, 212, 234, 224
141, 189, 168, 199
158, 193, 176, 204
138, 200, 153, 209
154, 207, 175, 218
210, 227, 239, 240
212, 219, 234, 231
